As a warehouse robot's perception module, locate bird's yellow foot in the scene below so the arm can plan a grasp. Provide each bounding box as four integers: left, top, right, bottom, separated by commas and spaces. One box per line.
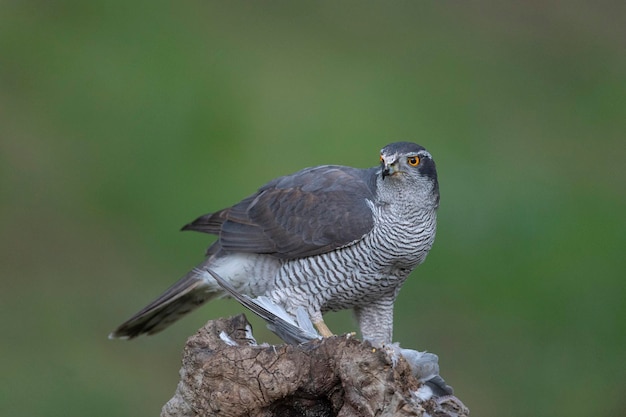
313, 320, 334, 338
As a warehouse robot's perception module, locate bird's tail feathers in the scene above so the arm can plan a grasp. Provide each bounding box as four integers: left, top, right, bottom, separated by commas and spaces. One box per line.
109, 264, 219, 340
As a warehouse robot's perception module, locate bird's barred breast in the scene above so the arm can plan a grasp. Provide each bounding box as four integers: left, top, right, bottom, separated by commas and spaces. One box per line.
269, 208, 437, 315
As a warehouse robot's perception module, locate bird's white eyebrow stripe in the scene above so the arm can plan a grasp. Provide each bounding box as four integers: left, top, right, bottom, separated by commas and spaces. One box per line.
382, 150, 432, 159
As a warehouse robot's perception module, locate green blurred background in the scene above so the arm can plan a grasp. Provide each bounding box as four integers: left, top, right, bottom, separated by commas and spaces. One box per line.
1, 2, 625, 416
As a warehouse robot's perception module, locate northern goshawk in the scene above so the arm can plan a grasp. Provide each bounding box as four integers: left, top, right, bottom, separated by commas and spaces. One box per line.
110, 142, 439, 346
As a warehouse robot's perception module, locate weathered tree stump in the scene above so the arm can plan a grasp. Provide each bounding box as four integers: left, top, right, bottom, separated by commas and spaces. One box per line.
162, 315, 468, 417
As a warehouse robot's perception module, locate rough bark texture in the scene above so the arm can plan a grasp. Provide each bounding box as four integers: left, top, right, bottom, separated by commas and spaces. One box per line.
162, 315, 469, 417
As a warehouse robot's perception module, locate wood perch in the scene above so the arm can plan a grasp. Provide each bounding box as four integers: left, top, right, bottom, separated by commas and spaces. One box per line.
162, 315, 469, 417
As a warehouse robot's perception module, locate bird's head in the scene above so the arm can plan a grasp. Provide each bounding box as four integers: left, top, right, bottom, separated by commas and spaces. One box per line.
378, 142, 439, 207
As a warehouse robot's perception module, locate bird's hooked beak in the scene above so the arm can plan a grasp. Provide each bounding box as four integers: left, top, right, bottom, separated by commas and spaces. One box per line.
380, 155, 399, 179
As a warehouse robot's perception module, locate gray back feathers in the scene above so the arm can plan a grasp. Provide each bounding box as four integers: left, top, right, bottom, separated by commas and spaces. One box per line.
182, 165, 379, 259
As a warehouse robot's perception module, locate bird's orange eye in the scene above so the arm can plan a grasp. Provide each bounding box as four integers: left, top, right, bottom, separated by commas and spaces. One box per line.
407, 156, 420, 166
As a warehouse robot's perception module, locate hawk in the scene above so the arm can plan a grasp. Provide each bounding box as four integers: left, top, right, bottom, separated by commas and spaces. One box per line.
110, 142, 439, 346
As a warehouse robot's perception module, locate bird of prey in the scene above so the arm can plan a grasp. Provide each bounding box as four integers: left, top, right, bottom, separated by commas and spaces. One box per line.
110, 142, 439, 346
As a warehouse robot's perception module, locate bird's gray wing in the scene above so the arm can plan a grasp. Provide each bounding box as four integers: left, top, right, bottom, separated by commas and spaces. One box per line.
182, 165, 378, 259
